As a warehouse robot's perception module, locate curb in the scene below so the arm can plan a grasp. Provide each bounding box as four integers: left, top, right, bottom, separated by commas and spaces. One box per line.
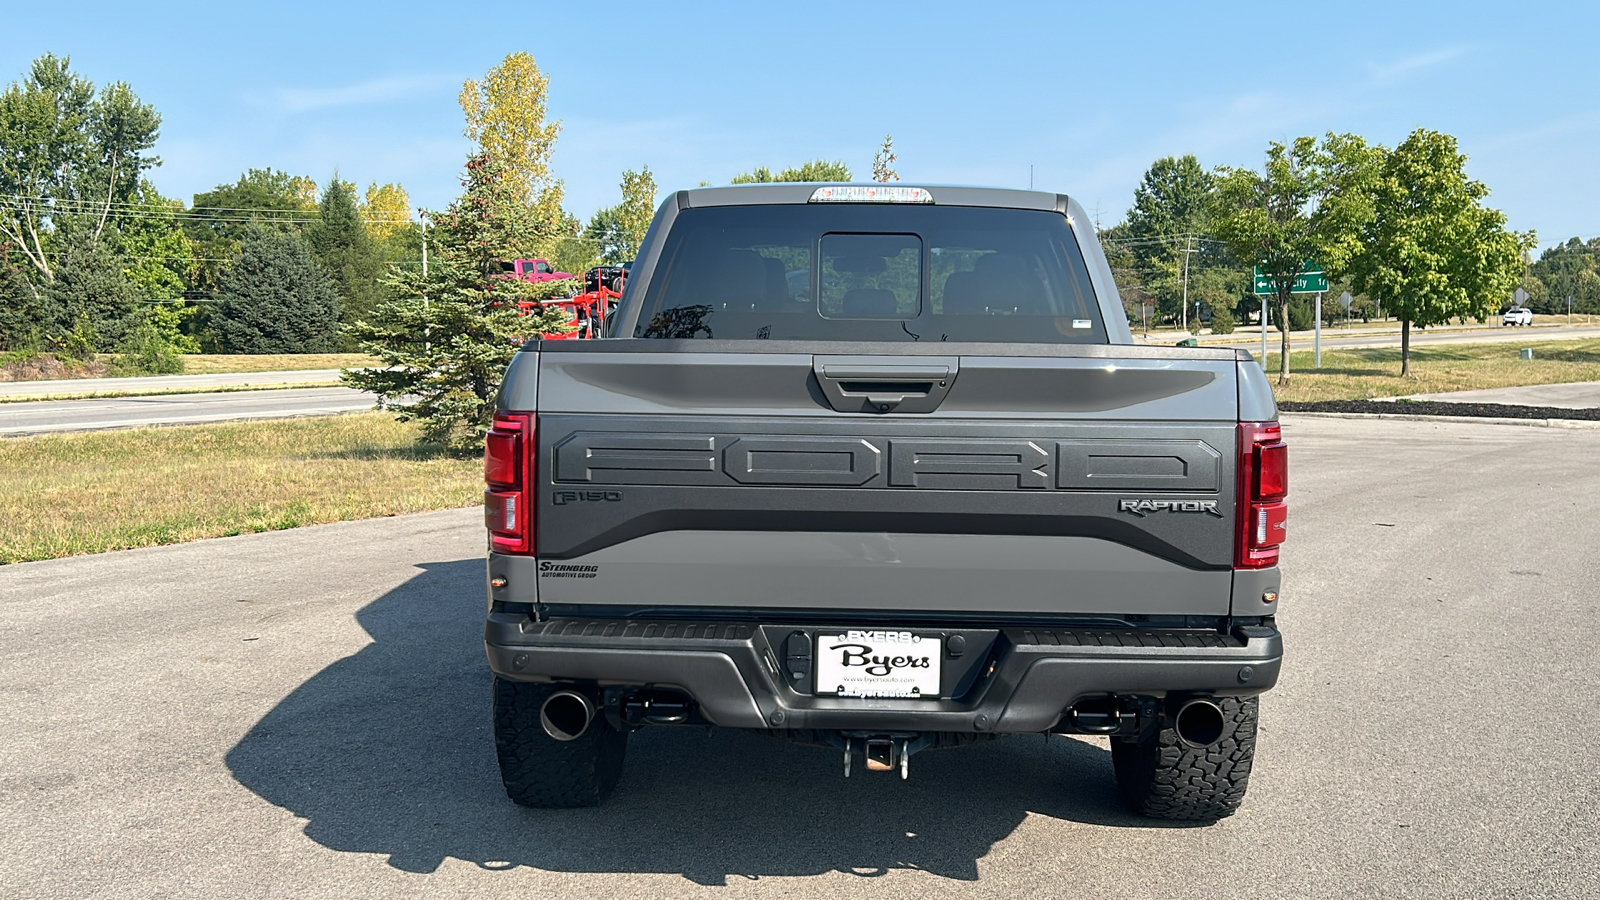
1281, 411, 1600, 430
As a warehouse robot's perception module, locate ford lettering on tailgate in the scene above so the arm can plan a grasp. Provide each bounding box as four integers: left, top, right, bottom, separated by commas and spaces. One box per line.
553, 432, 1221, 492
556, 429, 1216, 486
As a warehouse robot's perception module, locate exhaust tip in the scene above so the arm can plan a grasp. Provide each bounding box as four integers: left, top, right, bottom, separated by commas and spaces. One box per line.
1174, 698, 1226, 748
540, 690, 595, 742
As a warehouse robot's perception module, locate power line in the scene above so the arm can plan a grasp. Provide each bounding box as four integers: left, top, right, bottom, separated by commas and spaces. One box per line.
0, 194, 416, 223
0, 204, 400, 227
4, 192, 419, 218
1100, 231, 1230, 248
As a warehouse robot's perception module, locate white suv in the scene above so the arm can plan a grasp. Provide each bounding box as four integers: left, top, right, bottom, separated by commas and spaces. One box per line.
1502, 307, 1533, 326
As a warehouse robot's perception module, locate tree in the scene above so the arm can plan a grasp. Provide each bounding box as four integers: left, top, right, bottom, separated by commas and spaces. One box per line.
360, 182, 411, 241
306, 175, 385, 329
0, 253, 57, 349
584, 166, 657, 263
187, 168, 318, 240
1348, 129, 1528, 376
211, 228, 342, 353
730, 160, 852, 183
1530, 237, 1600, 315
1124, 155, 1242, 327
343, 155, 570, 451
459, 52, 564, 233
39, 229, 141, 352
0, 54, 161, 286
359, 182, 422, 271
1130, 156, 1213, 243
78, 80, 163, 245
582, 204, 624, 264
1211, 134, 1382, 382
289, 176, 318, 208
616, 167, 656, 258
112, 180, 194, 301
872, 135, 899, 182
1099, 220, 1157, 328
185, 168, 319, 299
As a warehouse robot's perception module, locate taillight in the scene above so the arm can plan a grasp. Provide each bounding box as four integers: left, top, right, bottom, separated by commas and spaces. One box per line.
484, 412, 534, 554
1236, 422, 1287, 568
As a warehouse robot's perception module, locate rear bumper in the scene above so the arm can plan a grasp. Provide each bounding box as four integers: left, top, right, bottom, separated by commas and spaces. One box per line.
485, 616, 1282, 734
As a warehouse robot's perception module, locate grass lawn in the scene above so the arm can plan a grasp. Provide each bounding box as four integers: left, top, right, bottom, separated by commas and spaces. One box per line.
1139, 313, 1600, 342
1, 352, 375, 383
0, 383, 348, 403
0, 412, 481, 564
1258, 339, 1600, 403
176, 353, 376, 374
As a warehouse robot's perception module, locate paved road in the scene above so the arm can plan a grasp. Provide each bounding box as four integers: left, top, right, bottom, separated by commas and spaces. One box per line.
1, 416, 1596, 898
1204, 323, 1600, 353
0, 369, 343, 400
0, 386, 373, 436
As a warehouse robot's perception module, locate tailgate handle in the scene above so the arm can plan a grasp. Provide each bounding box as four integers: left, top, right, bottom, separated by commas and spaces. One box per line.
813, 359, 959, 413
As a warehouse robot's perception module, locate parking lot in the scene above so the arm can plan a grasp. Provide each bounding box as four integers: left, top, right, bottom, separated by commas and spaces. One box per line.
1, 415, 1596, 899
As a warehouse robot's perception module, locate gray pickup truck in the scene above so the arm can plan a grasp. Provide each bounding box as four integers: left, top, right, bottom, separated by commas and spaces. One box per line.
482, 184, 1286, 821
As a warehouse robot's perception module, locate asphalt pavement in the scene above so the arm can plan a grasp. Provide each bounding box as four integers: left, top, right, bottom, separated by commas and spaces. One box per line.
0, 386, 372, 435
0, 415, 1596, 898
0, 369, 343, 400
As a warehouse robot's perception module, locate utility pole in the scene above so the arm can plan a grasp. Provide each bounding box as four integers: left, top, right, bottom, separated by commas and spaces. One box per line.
1569, 294, 1575, 325
420, 209, 430, 354
1177, 235, 1198, 332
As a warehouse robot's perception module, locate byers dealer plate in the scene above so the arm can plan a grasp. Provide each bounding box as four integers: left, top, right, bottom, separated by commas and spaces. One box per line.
814, 630, 941, 698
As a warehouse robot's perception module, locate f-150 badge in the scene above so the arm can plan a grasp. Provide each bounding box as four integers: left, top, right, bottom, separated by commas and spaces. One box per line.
1118, 499, 1223, 518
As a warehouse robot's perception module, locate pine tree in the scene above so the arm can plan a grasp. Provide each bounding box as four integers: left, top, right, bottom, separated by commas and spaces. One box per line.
343, 154, 570, 451
307, 176, 385, 331
211, 228, 342, 353
40, 229, 140, 351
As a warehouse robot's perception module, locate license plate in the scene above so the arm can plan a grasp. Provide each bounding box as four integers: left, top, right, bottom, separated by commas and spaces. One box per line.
814, 630, 941, 699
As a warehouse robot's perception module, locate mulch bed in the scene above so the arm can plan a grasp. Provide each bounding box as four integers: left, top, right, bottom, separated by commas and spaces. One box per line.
1280, 400, 1600, 421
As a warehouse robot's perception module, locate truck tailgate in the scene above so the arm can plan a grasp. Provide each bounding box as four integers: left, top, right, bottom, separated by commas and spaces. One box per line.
513, 344, 1244, 617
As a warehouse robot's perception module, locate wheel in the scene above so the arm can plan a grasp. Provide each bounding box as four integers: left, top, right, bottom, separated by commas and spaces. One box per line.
1111, 696, 1258, 821
493, 678, 628, 808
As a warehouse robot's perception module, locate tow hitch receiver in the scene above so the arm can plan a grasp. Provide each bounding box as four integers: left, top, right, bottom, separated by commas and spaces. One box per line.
845, 737, 912, 780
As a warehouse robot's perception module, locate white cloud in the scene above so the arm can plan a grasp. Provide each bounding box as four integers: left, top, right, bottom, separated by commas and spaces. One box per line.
1365, 47, 1471, 82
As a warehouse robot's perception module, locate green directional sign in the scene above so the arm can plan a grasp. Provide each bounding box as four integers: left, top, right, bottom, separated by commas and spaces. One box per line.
1253, 265, 1327, 295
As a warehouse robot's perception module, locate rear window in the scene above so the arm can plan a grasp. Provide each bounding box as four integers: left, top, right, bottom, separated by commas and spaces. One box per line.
633, 204, 1106, 342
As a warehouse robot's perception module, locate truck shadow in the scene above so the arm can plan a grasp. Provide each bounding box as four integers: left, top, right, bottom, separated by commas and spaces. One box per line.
225, 558, 1193, 885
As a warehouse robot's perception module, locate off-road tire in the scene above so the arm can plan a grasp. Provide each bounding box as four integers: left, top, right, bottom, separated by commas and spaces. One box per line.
1111, 696, 1258, 821
493, 678, 628, 808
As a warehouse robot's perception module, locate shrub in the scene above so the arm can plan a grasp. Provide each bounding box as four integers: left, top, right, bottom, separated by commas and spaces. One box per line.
1210, 304, 1236, 334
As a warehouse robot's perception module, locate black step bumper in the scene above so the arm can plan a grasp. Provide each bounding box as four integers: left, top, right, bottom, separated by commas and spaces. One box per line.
485, 616, 1281, 734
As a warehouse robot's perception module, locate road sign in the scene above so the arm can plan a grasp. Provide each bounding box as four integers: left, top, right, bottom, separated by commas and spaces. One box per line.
1337, 291, 1353, 311
1254, 265, 1327, 295
1513, 287, 1529, 305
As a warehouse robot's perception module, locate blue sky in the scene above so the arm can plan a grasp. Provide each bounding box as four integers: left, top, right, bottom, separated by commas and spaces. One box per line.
4, 1, 1596, 248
